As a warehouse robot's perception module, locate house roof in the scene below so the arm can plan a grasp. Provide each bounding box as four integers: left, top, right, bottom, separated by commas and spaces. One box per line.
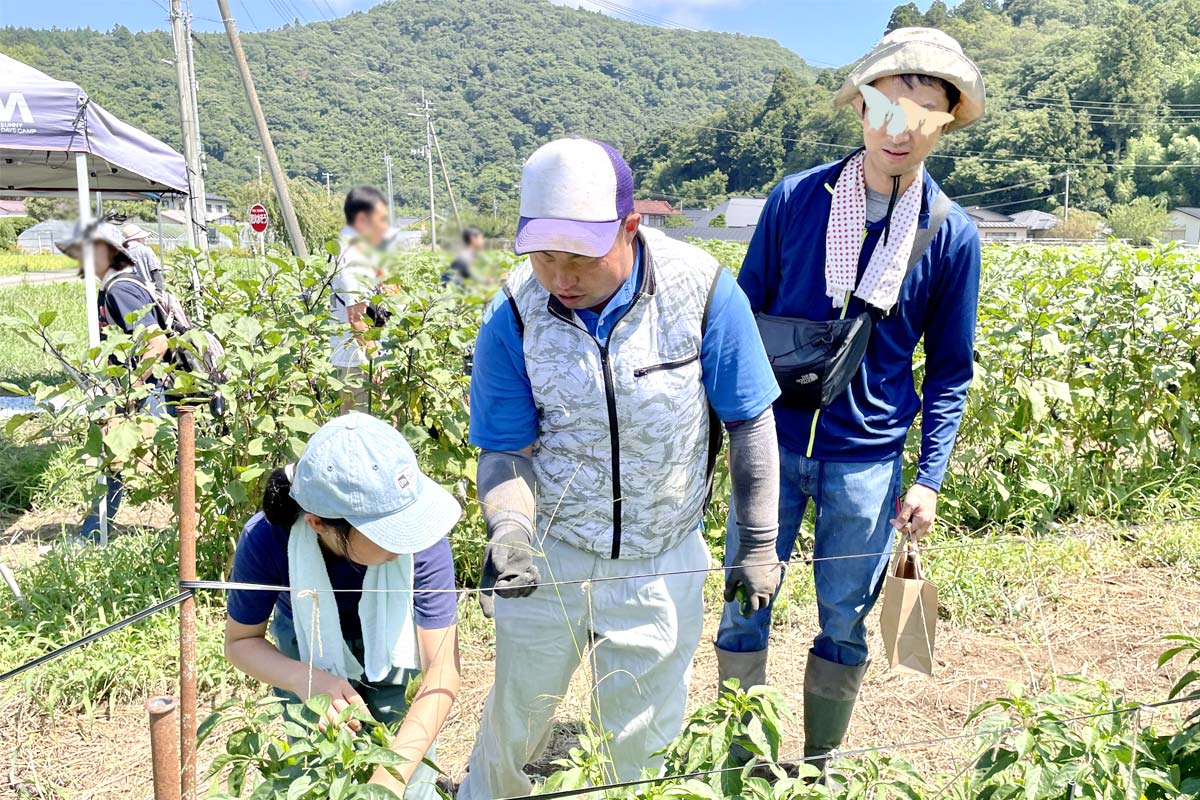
1010, 209, 1058, 231
720, 197, 768, 228
0, 199, 28, 216
1171, 207, 1200, 220
664, 225, 757, 244
964, 206, 1019, 224
633, 199, 679, 216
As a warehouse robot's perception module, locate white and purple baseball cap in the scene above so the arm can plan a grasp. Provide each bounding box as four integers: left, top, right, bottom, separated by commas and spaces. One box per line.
514, 137, 635, 258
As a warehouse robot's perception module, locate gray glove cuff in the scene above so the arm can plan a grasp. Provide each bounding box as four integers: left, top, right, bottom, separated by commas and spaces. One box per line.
478, 449, 536, 541
728, 406, 780, 554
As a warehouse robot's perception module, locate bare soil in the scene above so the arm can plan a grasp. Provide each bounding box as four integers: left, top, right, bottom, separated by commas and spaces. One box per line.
2, 526, 1197, 799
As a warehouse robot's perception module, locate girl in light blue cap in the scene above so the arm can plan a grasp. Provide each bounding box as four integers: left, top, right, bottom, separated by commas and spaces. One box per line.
223, 412, 462, 798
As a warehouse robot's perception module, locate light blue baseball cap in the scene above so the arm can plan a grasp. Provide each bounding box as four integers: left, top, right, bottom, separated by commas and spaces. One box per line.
290, 412, 461, 554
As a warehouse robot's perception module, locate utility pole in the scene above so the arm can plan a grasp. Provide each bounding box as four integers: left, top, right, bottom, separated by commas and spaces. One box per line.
1063, 169, 1071, 223
429, 117, 462, 231
169, 0, 206, 251
384, 152, 395, 226
216, 0, 308, 257
256, 154, 263, 185
183, 0, 208, 252
323, 171, 332, 198
408, 89, 436, 252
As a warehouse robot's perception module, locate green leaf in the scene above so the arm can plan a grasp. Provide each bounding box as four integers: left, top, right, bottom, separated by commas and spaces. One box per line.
103, 419, 142, 462
348, 786, 403, 799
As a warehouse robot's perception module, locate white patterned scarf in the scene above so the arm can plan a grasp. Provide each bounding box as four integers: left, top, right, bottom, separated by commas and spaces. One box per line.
825, 150, 925, 311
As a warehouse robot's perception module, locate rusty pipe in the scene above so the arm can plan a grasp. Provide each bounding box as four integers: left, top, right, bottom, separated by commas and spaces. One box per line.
177, 406, 198, 800
146, 695, 181, 800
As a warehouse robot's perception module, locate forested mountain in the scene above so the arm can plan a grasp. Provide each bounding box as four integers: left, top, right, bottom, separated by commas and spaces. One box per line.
630, 0, 1200, 214
0, 0, 808, 210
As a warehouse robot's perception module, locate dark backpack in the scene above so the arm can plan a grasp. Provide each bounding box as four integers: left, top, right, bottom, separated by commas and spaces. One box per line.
107, 274, 229, 391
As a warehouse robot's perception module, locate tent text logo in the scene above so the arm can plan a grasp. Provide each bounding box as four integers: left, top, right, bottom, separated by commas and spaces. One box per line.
0, 93, 36, 134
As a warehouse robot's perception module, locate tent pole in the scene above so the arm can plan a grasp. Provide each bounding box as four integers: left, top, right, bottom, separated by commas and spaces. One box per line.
76, 153, 108, 547
157, 199, 166, 257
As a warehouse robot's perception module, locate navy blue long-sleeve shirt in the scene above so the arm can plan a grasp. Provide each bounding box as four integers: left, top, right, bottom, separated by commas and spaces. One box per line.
739, 159, 981, 491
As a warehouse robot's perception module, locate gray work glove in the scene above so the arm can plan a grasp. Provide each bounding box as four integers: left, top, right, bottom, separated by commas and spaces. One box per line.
724, 527, 781, 616
477, 524, 540, 619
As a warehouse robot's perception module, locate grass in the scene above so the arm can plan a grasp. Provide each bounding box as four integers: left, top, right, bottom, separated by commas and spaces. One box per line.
0, 253, 75, 276
0, 527, 247, 715
0, 280, 87, 392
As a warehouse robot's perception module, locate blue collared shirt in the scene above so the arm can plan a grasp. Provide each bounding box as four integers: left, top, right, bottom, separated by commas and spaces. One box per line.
469, 241, 780, 451
738, 159, 982, 491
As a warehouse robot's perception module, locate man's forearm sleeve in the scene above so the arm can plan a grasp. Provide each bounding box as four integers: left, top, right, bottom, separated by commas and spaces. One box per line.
477, 449, 537, 539
727, 407, 780, 547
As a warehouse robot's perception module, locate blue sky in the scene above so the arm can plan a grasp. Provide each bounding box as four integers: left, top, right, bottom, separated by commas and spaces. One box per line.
0, 0, 950, 68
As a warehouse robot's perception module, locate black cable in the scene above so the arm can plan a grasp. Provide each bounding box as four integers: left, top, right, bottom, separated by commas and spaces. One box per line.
0, 591, 192, 685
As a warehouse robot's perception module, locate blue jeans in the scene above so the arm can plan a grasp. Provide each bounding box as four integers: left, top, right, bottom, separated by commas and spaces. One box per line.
270, 614, 441, 800
717, 445, 902, 667
80, 389, 175, 543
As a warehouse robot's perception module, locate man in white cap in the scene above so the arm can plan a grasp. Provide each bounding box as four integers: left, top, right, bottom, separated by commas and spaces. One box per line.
458, 137, 782, 798
121, 222, 164, 292
717, 28, 985, 766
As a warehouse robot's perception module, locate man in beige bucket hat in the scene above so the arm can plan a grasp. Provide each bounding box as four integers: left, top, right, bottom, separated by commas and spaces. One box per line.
717, 27, 984, 768
121, 221, 164, 292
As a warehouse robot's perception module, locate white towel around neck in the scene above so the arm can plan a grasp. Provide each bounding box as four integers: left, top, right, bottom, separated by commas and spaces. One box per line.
288, 516, 419, 683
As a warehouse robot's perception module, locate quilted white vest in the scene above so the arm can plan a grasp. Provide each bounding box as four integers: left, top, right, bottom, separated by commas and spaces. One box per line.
505, 228, 721, 559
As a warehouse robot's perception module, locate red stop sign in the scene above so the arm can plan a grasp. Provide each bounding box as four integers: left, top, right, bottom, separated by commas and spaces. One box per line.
249, 203, 269, 233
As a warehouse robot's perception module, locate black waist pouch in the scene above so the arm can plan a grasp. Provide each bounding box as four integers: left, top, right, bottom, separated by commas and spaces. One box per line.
755, 311, 873, 410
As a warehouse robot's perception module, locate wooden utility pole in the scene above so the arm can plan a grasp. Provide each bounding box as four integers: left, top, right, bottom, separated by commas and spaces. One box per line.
323, 171, 332, 198
216, 0, 308, 257
384, 152, 394, 226
1063, 169, 1071, 223
408, 89, 437, 251
169, 0, 206, 251
430, 117, 462, 231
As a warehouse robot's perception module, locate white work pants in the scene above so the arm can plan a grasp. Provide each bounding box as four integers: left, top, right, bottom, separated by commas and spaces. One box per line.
458, 528, 709, 800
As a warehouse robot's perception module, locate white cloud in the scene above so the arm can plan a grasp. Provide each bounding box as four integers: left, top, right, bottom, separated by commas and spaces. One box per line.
548, 0, 746, 30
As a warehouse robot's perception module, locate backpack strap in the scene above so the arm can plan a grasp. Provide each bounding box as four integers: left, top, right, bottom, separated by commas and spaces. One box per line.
105, 274, 166, 329
503, 283, 524, 338
906, 189, 952, 273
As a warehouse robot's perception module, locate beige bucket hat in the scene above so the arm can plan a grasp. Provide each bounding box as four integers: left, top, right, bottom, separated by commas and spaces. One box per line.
121, 222, 152, 243
834, 27, 985, 132
56, 221, 130, 260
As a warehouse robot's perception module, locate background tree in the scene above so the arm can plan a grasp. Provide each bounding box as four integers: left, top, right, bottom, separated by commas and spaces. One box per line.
1107, 197, 1169, 245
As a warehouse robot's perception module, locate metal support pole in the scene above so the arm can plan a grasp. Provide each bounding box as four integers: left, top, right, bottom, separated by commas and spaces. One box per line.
77, 153, 109, 547
424, 90, 436, 251
216, 0, 308, 257
146, 695, 181, 800
177, 406, 198, 800
384, 152, 394, 227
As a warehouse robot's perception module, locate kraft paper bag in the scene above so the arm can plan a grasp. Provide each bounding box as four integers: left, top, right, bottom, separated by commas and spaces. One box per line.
879, 534, 938, 675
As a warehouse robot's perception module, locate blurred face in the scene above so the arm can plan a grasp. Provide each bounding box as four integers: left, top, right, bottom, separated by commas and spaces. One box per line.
467, 232, 485, 252
859, 75, 953, 189
529, 214, 641, 312
307, 514, 398, 566
352, 201, 390, 247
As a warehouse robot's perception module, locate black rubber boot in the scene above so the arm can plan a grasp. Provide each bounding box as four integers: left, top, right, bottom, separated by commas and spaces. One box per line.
715, 644, 769, 695
802, 649, 867, 776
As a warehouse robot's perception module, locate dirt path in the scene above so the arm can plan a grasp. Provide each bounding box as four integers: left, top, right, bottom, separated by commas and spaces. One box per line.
3, 553, 1196, 799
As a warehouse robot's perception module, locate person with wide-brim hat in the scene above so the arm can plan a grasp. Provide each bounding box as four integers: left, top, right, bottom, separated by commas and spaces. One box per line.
224, 412, 463, 798
58, 221, 172, 543
119, 221, 164, 291
716, 27, 985, 769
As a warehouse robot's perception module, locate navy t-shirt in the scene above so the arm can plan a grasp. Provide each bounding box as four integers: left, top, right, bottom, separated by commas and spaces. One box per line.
227, 512, 458, 641
99, 273, 158, 335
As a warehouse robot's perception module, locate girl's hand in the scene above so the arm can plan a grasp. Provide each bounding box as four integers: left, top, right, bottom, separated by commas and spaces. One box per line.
296, 668, 370, 732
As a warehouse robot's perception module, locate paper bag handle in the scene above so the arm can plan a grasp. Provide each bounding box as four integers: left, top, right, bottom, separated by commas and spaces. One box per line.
892, 533, 925, 581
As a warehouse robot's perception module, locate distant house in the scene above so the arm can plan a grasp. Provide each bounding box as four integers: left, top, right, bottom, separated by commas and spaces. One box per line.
633, 199, 682, 228
1166, 208, 1200, 247
663, 225, 758, 244
0, 199, 27, 218
720, 197, 768, 228
964, 206, 1029, 242
161, 193, 236, 225
1010, 209, 1058, 240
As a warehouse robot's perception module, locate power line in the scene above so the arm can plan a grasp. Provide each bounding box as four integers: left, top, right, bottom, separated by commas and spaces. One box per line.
952, 173, 1066, 201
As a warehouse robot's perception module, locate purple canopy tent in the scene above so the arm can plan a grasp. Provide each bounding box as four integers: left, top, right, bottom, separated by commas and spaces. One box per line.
0, 52, 189, 349
0, 53, 189, 547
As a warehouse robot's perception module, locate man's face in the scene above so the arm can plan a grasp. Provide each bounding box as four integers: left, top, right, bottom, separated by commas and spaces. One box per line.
353, 201, 390, 247
468, 232, 485, 252
529, 214, 640, 312
859, 75, 952, 180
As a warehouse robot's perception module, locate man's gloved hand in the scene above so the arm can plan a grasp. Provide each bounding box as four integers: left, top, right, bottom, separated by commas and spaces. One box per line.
724, 529, 781, 617
478, 524, 540, 619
